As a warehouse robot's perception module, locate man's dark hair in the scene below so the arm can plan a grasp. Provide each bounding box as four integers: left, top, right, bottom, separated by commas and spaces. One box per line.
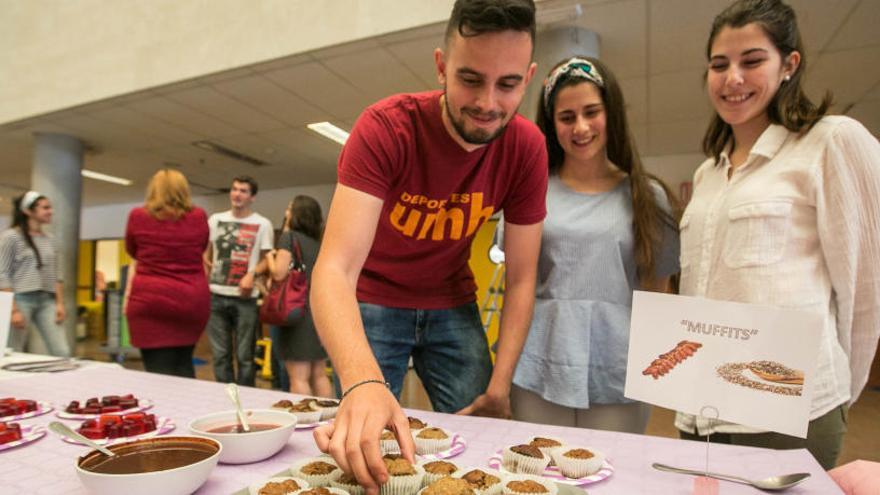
445, 0, 536, 45
232, 175, 258, 196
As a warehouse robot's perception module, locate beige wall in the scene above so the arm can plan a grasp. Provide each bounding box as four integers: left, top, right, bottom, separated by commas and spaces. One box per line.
0, 0, 454, 125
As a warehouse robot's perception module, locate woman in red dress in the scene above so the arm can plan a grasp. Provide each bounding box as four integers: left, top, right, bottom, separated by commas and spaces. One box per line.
123, 169, 210, 377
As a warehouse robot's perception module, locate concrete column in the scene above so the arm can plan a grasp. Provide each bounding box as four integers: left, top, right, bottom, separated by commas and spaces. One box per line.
522, 26, 600, 122
30, 133, 83, 354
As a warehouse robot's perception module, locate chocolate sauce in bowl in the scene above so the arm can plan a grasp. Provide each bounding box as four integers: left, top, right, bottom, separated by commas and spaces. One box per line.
79, 437, 218, 475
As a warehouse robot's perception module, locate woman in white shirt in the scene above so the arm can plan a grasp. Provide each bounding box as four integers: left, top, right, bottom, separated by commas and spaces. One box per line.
676, 0, 880, 469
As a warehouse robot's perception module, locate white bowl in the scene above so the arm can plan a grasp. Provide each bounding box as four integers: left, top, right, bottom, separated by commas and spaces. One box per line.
189, 409, 297, 464
75, 436, 221, 495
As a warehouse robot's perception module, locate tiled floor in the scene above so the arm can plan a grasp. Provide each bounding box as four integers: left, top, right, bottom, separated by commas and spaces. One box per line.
76, 333, 880, 467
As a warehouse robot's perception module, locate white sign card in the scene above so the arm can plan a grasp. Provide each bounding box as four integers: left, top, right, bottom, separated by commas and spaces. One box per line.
625, 291, 822, 438
0, 291, 11, 355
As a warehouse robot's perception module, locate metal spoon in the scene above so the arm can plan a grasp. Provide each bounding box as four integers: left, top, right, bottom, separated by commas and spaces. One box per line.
225, 383, 251, 432
49, 421, 116, 457
653, 463, 810, 491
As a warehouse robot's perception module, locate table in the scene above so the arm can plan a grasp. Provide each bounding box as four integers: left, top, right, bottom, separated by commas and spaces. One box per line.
0, 352, 122, 381
0, 365, 842, 494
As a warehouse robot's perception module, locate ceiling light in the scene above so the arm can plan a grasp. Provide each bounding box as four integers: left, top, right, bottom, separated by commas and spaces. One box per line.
191, 140, 268, 166
307, 122, 350, 145
81, 169, 133, 186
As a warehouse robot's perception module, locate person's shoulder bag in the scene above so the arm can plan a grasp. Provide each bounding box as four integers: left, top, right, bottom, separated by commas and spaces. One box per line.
259, 233, 308, 326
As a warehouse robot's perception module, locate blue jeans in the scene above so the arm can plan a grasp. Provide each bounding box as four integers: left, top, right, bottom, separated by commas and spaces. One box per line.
207, 294, 258, 386
269, 325, 290, 391
9, 291, 70, 357
359, 302, 492, 413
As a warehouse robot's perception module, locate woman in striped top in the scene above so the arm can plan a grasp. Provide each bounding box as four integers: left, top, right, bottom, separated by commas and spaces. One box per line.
0, 191, 70, 357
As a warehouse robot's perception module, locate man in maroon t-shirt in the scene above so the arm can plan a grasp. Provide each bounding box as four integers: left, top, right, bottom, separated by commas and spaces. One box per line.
312, 1, 547, 491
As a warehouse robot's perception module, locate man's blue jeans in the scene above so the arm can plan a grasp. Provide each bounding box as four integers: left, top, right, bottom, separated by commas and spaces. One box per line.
9, 291, 70, 357
207, 294, 258, 386
359, 302, 492, 413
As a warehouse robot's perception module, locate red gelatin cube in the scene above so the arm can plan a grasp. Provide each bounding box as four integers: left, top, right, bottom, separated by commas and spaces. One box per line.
82, 407, 101, 414
102, 396, 120, 406
106, 424, 122, 439
123, 413, 145, 423
79, 426, 105, 439
98, 415, 122, 428
121, 394, 134, 400
82, 419, 98, 429
0, 406, 14, 417
143, 418, 156, 431
123, 422, 145, 436
118, 399, 138, 409
0, 398, 15, 405
101, 406, 123, 414
0, 422, 7, 433
17, 400, 37, 412
0, 430, 21, 444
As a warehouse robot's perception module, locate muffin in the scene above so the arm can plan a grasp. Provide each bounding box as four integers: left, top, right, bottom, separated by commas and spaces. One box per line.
502, 444, 550, 476
316, 399, 339, 420
272, 399, 295, 410
296, 488, 345, 495
420, 460, 459, 487
501, 475, 557, 495
291, 457, 340, 487
455, 467, 504, 495
528, 436, 564, 463
288, 399, 322, 424
330, 472, 364, 495
414, 427, 453, 455
408, 416, 428, 430
380, 429, 400, 454
550, 447, 604, 479
248, 477, 309, 495
420, 476, 475, 495
380, 454, 425, 495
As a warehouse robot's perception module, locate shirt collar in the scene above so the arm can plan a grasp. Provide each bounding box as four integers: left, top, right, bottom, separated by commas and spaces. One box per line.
718, 123, 790, 166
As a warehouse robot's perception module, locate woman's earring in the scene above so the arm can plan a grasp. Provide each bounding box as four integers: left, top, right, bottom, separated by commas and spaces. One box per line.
783, 74, 791, 82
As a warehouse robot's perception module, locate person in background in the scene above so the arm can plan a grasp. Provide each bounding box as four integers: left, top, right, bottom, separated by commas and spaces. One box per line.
0, 191, 70, 357
265, 195, 332, 397
675, 0, 880, 470
511, 57, 680, 433
123, 169, 210, 378
204, 176, 273, 386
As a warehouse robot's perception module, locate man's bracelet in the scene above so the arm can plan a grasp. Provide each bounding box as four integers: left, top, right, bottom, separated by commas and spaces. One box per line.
341, 379, 391, 401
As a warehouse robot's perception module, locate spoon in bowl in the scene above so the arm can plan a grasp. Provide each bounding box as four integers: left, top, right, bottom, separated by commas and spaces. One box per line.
225, 383, 251, 433
49, 421, 116, 457
653, 463, 810, 491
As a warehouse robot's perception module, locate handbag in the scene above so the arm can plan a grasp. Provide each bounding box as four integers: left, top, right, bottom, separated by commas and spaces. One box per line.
259, 233, 308, 326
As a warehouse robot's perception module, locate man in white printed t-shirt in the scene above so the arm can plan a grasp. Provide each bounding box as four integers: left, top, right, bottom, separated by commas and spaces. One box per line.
204, 176, 273, 386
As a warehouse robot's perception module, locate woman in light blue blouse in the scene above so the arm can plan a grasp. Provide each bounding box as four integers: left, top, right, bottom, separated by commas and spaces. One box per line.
510, 57, 680, 432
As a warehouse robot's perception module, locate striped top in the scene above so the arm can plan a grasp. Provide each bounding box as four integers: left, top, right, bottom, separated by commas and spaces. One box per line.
0, 228, 61, 293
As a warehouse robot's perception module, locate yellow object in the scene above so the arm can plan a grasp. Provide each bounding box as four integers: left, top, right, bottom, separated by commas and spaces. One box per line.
255, 337, 274, 380
468, 218, 502, 361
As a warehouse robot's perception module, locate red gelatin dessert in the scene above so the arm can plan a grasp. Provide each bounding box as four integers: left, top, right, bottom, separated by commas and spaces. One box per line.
65, 394, 141, 415
0, 421, 23, 444
77, 413, 158, 440
0, 398, 39, 417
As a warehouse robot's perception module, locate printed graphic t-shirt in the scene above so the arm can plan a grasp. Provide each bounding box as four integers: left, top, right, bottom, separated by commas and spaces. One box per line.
208, 210, 274, 298
338, 90, 548, 309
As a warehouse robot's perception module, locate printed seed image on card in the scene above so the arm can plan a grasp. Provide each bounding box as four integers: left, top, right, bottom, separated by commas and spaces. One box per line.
624, 291, 822, 438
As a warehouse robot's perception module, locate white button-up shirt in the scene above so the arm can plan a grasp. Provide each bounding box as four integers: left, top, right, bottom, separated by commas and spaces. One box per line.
675, 116, 880, 435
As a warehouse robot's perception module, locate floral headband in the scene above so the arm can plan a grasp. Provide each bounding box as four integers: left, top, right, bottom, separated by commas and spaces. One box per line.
542, 58, 605, 113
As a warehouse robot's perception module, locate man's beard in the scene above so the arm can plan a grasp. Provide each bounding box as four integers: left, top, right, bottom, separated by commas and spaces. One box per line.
444, 91, 511, 145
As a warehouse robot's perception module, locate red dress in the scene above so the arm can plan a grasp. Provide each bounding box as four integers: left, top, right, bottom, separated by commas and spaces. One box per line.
124, 207, 210, 349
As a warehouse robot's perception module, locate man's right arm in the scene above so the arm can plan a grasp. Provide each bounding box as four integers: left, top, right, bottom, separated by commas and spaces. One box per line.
310, 184, 414, 495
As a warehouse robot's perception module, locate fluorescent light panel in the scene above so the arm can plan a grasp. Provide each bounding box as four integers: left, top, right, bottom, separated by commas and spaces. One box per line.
307, 122, 349, 145
81, 169, 133, 186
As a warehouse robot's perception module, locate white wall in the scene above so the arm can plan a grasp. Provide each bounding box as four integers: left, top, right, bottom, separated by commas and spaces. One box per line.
643, 153, 705, 191
0, 0, 455, 125
79, 183, 337, 240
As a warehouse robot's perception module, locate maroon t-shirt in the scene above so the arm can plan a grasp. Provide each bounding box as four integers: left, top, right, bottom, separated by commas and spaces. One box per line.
338, 90, 548, 309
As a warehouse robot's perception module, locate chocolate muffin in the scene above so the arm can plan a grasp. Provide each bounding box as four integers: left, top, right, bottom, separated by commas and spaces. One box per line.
290, 401, 318, 412
416, 427, 449, 440
408, 416, 428, 429
336, 472, 359, 485
422, 477, 475, 495
383, 454, 417, 476
317, 399, 339, 407
529, 437, 562, 448
460, 469, 501, 489
506, 480, 549, 493
257, 479, 301, 495
271, 399, 294, 409
298, 489, 333, 495
511, 444, 544, 458
563, 448, 595, 459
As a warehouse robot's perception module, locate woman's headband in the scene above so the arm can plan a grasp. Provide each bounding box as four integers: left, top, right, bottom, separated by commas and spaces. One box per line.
20, 191, 42, 212
542, 58, 605, 113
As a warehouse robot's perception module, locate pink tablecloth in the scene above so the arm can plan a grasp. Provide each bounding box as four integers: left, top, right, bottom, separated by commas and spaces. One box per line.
0, 367, 842, 494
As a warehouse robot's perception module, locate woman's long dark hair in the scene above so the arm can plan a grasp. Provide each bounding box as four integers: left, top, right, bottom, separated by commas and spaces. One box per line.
286, 195, 323, 241
537, 56, 680, 283
12, 194, 46, 269
703, 0, 831, 163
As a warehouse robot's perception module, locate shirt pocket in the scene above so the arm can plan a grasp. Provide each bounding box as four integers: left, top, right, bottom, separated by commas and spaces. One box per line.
722, 200, 792, 268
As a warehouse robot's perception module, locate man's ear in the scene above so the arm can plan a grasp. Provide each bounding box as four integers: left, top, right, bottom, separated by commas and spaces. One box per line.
434, 47, 447, 86
523, 62, 538, 86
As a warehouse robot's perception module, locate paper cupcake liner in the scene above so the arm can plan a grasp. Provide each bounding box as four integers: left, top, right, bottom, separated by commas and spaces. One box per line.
551, 448, 604, 479
295, 487, 349, 495
290, 457, 341, 487
418, 460, 461, 488
248, 476, 310, 495
381, 437, 401, 454
501, 447, 550, 476
330, 472, 365, 495
380, 464, 425, 495
501, 474, 558, 495
290, 409, 323, 425
453, 466, 505, 495
414, 430, 453, 455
